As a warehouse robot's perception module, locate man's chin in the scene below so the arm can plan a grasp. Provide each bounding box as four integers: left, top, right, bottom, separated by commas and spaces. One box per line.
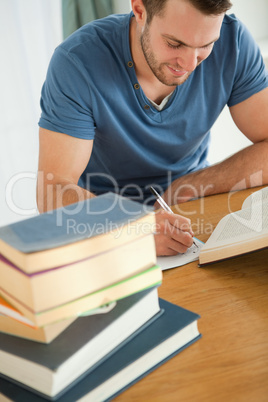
161, 74, 191, 87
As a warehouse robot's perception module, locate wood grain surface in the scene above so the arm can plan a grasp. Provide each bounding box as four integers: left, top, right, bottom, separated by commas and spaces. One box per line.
114, 187, 268, 402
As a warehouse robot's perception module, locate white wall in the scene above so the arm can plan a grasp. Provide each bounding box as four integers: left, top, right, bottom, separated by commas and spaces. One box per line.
0, 0, 131, 228
231, 0, 268, 43
208, 0, 268, 165
0, 0, 63, 227
113, 0, 131, 14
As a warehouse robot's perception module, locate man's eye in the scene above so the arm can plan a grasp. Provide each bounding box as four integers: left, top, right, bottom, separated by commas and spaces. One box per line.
202, 43, 213, 50
166, 41, 182, 49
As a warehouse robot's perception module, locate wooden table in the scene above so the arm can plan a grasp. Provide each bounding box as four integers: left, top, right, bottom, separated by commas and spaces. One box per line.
115, 187, 268, 402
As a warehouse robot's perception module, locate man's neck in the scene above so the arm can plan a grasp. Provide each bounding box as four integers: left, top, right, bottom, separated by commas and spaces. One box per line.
129, 17, 176, 104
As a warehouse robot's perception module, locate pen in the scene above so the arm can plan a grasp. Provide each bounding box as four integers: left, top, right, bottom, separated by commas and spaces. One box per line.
149, 186, 198, 248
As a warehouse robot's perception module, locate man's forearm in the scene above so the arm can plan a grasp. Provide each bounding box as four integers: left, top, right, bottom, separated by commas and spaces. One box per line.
36, 176, 95, 213
163, 140, 268, 205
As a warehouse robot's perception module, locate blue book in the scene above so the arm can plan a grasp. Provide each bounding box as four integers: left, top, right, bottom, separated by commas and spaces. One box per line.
0, 288, 160, 399
0, 193, 155, 273
0, 298, 201, 401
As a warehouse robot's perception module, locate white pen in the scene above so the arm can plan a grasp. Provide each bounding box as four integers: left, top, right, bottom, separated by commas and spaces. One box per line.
150, 186, 198, 248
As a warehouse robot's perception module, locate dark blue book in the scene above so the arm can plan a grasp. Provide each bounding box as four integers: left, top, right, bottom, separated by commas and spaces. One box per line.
0, 193, 155, 273
0, 287, 160, 400
0, 298, 201, 401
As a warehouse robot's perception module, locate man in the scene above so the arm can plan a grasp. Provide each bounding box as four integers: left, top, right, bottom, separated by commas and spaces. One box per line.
37, 0, 268, 256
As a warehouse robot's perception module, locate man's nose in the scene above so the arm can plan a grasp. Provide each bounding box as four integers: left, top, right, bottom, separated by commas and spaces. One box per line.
176, 47, 200, 72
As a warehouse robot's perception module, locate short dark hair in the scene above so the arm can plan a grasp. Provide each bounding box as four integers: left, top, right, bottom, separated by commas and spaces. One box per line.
142, 0, 232, 24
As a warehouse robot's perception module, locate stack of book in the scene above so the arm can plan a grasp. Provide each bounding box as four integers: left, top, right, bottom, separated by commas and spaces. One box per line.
0, 193, 161, 326
0, 193, 201, 401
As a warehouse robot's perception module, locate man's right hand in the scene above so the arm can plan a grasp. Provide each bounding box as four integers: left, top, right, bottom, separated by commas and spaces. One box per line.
153, 209, 194, 256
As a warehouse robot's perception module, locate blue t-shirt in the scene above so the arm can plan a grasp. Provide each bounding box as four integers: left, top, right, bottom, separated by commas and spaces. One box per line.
39, 13, 268, 204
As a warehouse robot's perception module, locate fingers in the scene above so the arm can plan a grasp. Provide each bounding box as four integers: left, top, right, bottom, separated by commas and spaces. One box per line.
154, 210, 194, 256
155, 235, 193, 256
167, 211, 193, 236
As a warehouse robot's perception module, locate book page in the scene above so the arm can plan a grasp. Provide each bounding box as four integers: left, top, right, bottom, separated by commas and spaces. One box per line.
157, 238, 204, 270
214, 202, 268, 244
79, 302, 117, 316
242, 186, 268, 210
200, 188, 268, 262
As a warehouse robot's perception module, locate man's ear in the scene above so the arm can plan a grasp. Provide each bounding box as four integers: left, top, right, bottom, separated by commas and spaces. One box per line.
131, 0, 147, 25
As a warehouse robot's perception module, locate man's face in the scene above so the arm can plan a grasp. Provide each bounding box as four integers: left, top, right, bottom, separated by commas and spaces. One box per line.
140, 0, 224, 87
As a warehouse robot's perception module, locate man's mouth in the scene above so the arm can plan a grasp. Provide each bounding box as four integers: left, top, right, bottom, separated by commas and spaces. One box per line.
167, 65, 188, 77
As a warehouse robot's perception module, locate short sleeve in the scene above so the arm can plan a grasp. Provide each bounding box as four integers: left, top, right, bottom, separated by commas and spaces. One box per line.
39, 47, 96, 139
227, 22, 268, 107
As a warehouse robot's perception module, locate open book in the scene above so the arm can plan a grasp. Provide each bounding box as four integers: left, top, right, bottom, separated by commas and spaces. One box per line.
199, 187, 268, 266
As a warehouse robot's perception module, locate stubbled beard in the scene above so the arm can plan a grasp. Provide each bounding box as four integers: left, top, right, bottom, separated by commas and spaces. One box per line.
140, 24, 192, 87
